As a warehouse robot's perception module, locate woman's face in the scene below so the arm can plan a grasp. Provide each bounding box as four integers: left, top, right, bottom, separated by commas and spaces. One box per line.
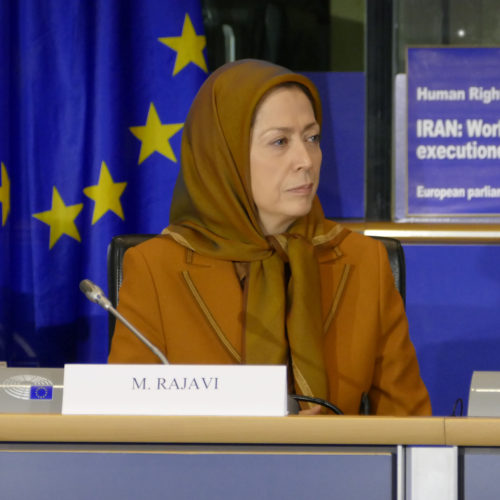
249, 86, 321, 235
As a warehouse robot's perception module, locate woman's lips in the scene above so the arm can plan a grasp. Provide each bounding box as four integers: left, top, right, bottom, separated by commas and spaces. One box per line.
286, 183, 313, 194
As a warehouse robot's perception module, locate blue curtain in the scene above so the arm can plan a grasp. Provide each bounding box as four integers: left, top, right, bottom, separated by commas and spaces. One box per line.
0, 0, 207, 366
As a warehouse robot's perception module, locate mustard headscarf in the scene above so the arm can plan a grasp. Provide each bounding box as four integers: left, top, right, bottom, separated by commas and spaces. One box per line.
164, 59, 348, 400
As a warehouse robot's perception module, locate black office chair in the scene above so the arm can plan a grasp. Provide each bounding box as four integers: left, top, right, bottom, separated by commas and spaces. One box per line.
107, 234, 406, 342
107, 234, 156, 344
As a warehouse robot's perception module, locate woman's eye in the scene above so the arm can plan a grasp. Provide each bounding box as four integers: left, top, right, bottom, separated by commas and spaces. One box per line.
308, 134, 321, 143
273, 137, 287, 146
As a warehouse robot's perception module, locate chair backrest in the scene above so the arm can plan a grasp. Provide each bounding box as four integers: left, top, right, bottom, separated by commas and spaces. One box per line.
107, 234, 156, 343
107, 234, 406, 343
373, 235, 406, 304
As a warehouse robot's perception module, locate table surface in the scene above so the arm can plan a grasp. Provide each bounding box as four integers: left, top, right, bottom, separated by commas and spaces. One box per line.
1, 414, 498, 446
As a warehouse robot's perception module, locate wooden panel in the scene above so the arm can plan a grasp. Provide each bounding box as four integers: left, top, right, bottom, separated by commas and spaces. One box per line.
0, 414, 445, 445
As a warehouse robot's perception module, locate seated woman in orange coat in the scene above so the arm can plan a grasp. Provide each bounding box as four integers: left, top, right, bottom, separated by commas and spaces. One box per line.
108, 59, 431, 416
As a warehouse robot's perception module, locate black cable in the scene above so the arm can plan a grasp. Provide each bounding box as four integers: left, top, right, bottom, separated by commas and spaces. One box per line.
451, 398, 464, 417
290, 394, 343, 415
359, 392, 371, 415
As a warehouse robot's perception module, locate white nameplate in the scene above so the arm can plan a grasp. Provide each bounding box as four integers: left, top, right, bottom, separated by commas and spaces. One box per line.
62, 364, 287, 416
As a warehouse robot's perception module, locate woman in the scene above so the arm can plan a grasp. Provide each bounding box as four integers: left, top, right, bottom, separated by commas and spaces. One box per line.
109, 59, 431, 416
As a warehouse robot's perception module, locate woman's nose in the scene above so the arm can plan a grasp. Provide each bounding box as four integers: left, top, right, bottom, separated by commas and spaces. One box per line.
292, 140, 314, 170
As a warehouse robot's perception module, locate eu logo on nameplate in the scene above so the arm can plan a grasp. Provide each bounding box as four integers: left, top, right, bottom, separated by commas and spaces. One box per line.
62, 364, 287, 416
30, 386, 53, 400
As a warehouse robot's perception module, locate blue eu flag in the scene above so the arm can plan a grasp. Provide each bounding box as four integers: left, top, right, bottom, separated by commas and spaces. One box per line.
0, 1, 207, 366
30, 386, 53, 400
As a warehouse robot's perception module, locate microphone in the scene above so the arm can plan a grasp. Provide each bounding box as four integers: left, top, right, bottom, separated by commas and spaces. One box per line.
79, 279, 169, 365
79, 279, 113, 310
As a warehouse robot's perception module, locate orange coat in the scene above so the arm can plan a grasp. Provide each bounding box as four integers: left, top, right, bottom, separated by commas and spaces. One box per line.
108, 231, 431, 416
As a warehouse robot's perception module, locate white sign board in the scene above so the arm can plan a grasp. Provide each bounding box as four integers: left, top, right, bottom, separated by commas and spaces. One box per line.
62, 364, 287, 416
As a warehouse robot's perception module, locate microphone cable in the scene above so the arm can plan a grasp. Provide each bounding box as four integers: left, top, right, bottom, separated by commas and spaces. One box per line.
290, 394, 343, 415
451, 398, 464, 417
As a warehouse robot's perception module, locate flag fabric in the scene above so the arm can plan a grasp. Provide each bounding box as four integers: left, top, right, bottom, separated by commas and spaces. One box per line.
0, 1, 208, 366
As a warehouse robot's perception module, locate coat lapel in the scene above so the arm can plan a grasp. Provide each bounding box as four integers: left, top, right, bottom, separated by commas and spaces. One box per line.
182, 242, 351, 359
182, 250, 243, 362
318, 246, 351, 334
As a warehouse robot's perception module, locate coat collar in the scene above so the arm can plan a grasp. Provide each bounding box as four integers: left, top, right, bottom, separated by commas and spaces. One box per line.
182, 232, 351, 358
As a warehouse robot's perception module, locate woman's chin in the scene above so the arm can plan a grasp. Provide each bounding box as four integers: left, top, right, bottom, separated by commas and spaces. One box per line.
286, 199, 315, 218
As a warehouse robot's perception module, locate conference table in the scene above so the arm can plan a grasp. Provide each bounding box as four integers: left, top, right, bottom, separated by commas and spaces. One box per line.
0, 414, 498, 499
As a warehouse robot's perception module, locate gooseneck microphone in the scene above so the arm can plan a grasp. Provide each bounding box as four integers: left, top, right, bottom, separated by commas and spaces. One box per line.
79, 279, 169, 365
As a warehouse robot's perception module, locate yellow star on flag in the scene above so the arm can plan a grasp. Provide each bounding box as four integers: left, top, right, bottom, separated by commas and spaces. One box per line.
158, 13, 208, 76
33, 187, 83, 249
0, 162, 10, 226
129, 103, 183, 164
83, 161, 127, 224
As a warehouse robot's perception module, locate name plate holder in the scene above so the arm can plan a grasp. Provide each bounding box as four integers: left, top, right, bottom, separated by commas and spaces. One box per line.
62, 364, 288, 416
